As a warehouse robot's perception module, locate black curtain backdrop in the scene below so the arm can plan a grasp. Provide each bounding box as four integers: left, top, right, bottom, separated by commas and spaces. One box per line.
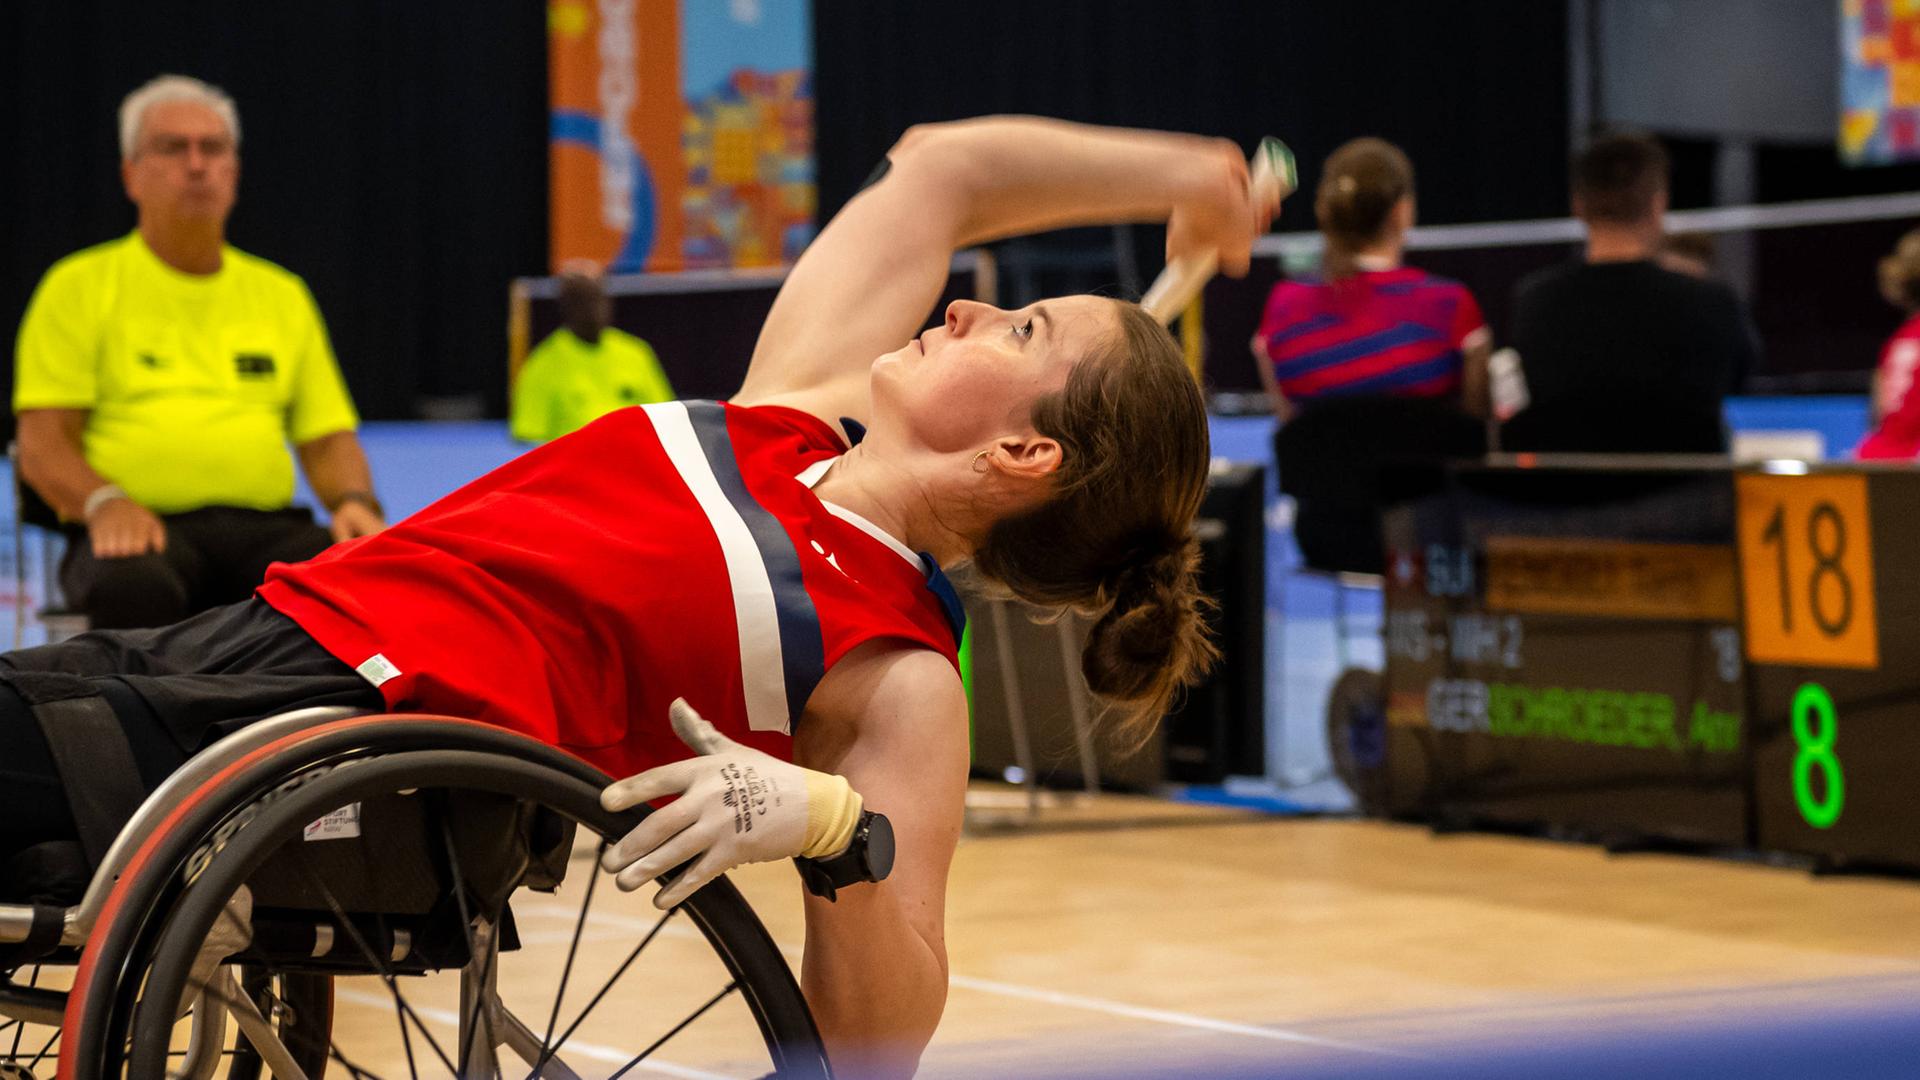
813, 1, 1574, 229
4, 1, 1574, 428
0, 0, 548, 429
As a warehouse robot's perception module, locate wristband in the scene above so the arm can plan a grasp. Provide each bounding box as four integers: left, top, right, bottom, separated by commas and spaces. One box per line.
799, 772, 864, 859
329, 491, 385, 519
83, 484, 129, 522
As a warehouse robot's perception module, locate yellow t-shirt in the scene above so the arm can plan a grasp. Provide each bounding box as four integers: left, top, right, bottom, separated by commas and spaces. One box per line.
510, 327, 675, 442
13, 233, 359, 515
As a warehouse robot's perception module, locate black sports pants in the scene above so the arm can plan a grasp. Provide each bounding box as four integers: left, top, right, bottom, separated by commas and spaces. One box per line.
0, 599, 382, 898
61, 506, 332, 629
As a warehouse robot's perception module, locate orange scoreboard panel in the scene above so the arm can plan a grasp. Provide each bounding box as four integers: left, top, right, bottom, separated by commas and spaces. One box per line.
1738, 468, 1920, 869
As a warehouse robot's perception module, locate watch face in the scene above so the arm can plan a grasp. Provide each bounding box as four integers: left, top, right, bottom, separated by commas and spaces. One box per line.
865, 812, 896, 882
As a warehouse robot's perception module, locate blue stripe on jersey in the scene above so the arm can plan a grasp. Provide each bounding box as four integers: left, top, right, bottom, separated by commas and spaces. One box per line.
684, 401, 826, 729
919, 555, 968, 645
1263, 311, 1342, 347
1315, 352, 1462, 397
1270, 323, 1442, 380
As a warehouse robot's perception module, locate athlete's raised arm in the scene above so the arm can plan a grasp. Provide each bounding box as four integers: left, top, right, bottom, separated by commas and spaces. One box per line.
734, 116, 1265, 425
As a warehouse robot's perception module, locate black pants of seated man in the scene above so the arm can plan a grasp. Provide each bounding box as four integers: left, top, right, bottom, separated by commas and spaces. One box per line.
60, 505, 333, 630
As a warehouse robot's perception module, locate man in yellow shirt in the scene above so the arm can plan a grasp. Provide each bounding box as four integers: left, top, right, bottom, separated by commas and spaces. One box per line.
13, 75, 385, 629
510, 269, 674, 442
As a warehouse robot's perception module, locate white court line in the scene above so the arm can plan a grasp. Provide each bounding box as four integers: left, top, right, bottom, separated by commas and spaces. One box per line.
515, 901, 1413, 1060
332, 987, 734, 1080
945, 975, 1419, 1059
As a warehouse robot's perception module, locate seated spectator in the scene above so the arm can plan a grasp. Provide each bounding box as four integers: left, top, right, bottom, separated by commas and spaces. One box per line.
1250, 138, 1490, 572
510, 267, 674, 443
1858, 228, 1920, 459
13, 75, 385, 630
1504, 132, 1758, 454
1250, 137, 1491, 421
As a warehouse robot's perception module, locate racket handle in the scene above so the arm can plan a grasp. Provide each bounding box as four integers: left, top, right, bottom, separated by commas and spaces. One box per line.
1140, 253, 1221, 324
1140, 136, 1295, 327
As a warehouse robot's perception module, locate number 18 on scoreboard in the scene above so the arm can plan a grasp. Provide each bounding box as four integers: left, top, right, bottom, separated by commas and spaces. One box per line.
1736, 471, 1920, 868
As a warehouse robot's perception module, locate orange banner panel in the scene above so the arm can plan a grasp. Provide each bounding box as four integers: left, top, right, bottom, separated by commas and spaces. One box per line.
1483, 538, 1739, 623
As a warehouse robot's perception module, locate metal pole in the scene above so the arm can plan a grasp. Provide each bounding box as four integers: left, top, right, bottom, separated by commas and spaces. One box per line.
990, 599, 1041, 818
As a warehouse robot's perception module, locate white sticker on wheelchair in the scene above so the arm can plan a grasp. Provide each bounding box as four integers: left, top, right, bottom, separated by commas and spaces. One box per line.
355, 652, 402, 687
305, 803, 362, 841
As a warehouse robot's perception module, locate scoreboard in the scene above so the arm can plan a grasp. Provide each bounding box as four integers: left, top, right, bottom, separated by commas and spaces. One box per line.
1740, 470, 1920, 869
1371, 457, 1920, 870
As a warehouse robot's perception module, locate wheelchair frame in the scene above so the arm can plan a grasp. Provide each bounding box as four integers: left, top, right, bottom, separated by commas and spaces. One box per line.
0, 706, 831, 1079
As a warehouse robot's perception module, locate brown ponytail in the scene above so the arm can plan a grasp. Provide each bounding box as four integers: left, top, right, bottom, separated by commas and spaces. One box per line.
972, 301, 1219, 749
1315, 137, 1414, 281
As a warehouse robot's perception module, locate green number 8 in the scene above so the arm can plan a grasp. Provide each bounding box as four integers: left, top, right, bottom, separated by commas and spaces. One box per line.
1791, 682, 1844, 830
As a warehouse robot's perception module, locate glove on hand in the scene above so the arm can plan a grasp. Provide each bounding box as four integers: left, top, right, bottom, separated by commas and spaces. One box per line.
601, 698, 864, 908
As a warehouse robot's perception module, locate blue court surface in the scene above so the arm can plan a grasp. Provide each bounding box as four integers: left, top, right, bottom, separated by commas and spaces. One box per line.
1003, 998, 1920, 1079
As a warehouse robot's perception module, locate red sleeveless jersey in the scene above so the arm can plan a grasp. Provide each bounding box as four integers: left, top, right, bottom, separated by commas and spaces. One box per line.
258, 402, 966, 779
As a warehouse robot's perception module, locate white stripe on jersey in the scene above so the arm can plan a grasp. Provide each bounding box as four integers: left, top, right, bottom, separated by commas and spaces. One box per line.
796, 456, 921, 569
643, 402, 791, 733
821, 501, 920, 568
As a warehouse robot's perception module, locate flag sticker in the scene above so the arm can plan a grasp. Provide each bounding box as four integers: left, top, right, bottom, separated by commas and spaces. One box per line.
304, 803, 362, 841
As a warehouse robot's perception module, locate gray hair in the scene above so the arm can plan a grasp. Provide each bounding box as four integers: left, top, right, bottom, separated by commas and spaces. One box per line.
119, 74, 240, 160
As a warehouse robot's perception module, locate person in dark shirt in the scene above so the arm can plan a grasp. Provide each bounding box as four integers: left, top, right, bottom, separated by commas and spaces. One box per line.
1505, 132, 1758, 453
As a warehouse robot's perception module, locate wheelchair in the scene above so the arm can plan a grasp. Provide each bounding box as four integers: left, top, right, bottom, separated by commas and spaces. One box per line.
0, 707, 832, 1078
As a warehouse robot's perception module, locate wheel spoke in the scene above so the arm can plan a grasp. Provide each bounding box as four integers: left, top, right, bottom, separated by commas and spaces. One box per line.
391, 966, 423, 1078
9, 965, 37, 1057
329, 1042, 389, 1080
24, 1026, 58, 1071
606, 982, 739, 1080
538, 840, 606, 1065
526, 905, 679, 1079
436, 801, 502, 1075
293, 853, 459, 1076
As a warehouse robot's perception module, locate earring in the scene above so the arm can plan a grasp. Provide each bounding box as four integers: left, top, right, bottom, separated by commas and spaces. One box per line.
971, 449, 991, 473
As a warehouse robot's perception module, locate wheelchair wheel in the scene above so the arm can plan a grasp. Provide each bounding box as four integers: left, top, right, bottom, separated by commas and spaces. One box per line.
62, 715, 831, 1079
0, 965, 328, 1079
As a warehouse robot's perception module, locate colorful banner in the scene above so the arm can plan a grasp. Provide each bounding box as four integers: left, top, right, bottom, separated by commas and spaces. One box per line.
1842, 0, 1920, 164
549, 0, 815, 272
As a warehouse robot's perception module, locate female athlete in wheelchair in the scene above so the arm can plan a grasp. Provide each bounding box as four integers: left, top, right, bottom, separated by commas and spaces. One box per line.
0, 116, 1269, 1077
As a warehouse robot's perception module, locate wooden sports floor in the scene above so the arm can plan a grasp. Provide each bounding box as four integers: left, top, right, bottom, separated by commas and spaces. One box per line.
9, 787, 1910, 1078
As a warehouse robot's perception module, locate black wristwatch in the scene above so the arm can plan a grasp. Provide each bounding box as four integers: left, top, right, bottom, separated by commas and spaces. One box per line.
794, 810, 894, 902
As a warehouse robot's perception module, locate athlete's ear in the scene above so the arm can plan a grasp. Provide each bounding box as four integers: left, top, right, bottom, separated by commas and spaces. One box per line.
990, 434, 1062, 481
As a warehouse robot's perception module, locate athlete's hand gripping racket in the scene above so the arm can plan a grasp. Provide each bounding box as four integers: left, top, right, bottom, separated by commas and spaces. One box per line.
1140, 136, 1295, 325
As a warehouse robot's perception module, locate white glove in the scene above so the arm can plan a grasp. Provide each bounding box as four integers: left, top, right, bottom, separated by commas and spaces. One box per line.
601, 698, 865, 908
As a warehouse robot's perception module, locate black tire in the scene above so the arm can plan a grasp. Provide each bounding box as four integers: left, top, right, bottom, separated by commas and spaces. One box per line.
65, 715, 830, 1080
